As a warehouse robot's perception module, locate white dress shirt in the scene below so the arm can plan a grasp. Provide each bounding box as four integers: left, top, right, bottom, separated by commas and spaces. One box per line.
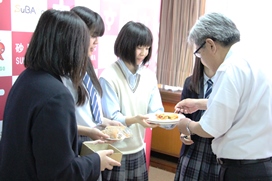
61, 77, 101, 128
199, 43, 272, 159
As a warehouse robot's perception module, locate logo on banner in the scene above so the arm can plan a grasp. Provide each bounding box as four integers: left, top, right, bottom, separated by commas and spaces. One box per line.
104, 8, 116, 31
0, 89, 4, 96
14, 5, 37, 14
0, 42, 5, 60
0, 77, 12, 121
52, 0, 70, 11
12, 32, 32, 75
14, 42, 29, 65
15, 43, 26, 65
100, 1, 119, 35
11, 1, 47, 32
15, 43, 24, 54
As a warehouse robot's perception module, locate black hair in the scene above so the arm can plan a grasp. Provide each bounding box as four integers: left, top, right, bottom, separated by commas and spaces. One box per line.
71, 6, 105, 97
24, 9, 90, 105
71, 6, 105, 37
114, 21, 153, 66
189, 57, 204, 94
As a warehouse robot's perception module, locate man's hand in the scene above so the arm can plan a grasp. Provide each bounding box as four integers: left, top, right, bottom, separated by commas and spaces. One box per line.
175, 98, 207, 114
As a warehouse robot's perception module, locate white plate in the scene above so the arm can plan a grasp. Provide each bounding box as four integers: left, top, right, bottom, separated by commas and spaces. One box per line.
147, 112, 185, 125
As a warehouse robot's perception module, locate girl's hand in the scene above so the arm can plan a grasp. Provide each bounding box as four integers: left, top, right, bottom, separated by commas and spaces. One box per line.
96, 150, 121, 171
134, 114, 159, 128
102, 118, 123, 127
88, 127, 110, 140
180, 133, 194, 145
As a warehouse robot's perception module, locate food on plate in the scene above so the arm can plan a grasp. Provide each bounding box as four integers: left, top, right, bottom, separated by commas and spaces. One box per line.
155, 113, 179, 120
102, 126, 132, 140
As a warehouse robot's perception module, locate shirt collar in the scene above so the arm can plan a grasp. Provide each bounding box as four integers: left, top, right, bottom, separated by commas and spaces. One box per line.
117, 59, 143, 78
203, 73, 213, 83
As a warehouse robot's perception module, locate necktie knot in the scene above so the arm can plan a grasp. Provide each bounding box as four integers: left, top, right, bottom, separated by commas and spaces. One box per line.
205, 79, 213, 98
207, 79, 213, 87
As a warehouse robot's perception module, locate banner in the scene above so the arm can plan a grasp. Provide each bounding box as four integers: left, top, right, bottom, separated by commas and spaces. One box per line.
0, 0, 161, 168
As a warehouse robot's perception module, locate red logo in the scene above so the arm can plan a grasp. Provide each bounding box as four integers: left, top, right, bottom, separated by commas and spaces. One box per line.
12, 32, 33, 76
0, 76, 12, 120
0, 42, 5, 60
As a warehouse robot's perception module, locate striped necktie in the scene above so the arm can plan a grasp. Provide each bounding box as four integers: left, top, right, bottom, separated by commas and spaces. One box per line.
83, 73, 102, 124
205, 79, 213, 98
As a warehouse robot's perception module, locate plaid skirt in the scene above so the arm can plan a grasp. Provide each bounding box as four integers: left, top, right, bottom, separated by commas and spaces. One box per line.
102, 149, 148, 181
174, 136, 220, 181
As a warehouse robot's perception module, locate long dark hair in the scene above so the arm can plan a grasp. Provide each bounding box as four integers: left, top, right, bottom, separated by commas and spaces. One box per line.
189, 57, 204, 94
71, 6, 104, 97
24, 9, 90, 104
114, 21, 153, 66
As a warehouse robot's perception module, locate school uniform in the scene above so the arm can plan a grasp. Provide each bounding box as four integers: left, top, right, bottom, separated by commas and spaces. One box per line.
99, 60, 164, 181
0, 68, 100, 181
174, 76, 220, 181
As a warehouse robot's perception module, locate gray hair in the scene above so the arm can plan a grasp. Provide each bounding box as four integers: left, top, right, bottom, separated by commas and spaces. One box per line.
188, 12, 240, 47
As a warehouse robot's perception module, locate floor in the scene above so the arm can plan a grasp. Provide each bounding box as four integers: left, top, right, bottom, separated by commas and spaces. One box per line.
149, 151, 178, 181
149, 166, 175, 181
150, 151, 178, 172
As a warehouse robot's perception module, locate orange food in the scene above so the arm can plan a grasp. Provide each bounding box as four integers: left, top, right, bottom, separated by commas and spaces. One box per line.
102, 126, 132, 139
102, 126, 121, 139
155, 113, 178, 120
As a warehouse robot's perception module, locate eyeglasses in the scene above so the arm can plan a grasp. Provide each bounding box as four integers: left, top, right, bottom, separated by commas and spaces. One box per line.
193, 41, 206, 58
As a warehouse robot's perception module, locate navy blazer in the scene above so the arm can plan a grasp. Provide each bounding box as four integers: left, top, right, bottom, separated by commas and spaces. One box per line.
0, 68, 100, 181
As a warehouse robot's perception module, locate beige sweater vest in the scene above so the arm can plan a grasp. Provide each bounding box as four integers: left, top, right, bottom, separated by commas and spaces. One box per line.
100, 62, 158, 154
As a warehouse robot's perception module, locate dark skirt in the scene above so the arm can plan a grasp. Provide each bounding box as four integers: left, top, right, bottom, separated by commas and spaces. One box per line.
174, 135, 220, 181
102, 149, 148, 181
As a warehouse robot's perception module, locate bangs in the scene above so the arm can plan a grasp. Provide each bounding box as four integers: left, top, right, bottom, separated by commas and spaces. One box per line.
136, 30, 153, 47
92, 22, 105, 37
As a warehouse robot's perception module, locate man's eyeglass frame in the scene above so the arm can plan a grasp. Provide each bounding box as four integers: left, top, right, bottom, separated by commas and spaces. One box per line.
193, 41, 206, 57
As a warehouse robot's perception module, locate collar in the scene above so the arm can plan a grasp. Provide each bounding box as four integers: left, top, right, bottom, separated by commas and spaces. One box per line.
203, 73, 214, 83
117, 59, 143, 79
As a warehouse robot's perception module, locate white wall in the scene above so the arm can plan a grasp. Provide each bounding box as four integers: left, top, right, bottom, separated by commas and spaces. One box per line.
206, 0, 272, 74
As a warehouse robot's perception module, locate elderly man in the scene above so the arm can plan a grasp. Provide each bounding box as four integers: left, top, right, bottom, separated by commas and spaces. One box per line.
175, 12, 272, 181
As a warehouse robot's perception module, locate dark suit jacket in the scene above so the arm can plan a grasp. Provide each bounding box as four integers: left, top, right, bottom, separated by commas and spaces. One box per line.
0, 69, 100, 181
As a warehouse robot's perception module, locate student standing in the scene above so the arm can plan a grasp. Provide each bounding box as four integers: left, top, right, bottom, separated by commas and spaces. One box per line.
61, 6, 121, 143
0, 9, 120, 181
174, 57, 219, 181
99, 21, 163, 181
